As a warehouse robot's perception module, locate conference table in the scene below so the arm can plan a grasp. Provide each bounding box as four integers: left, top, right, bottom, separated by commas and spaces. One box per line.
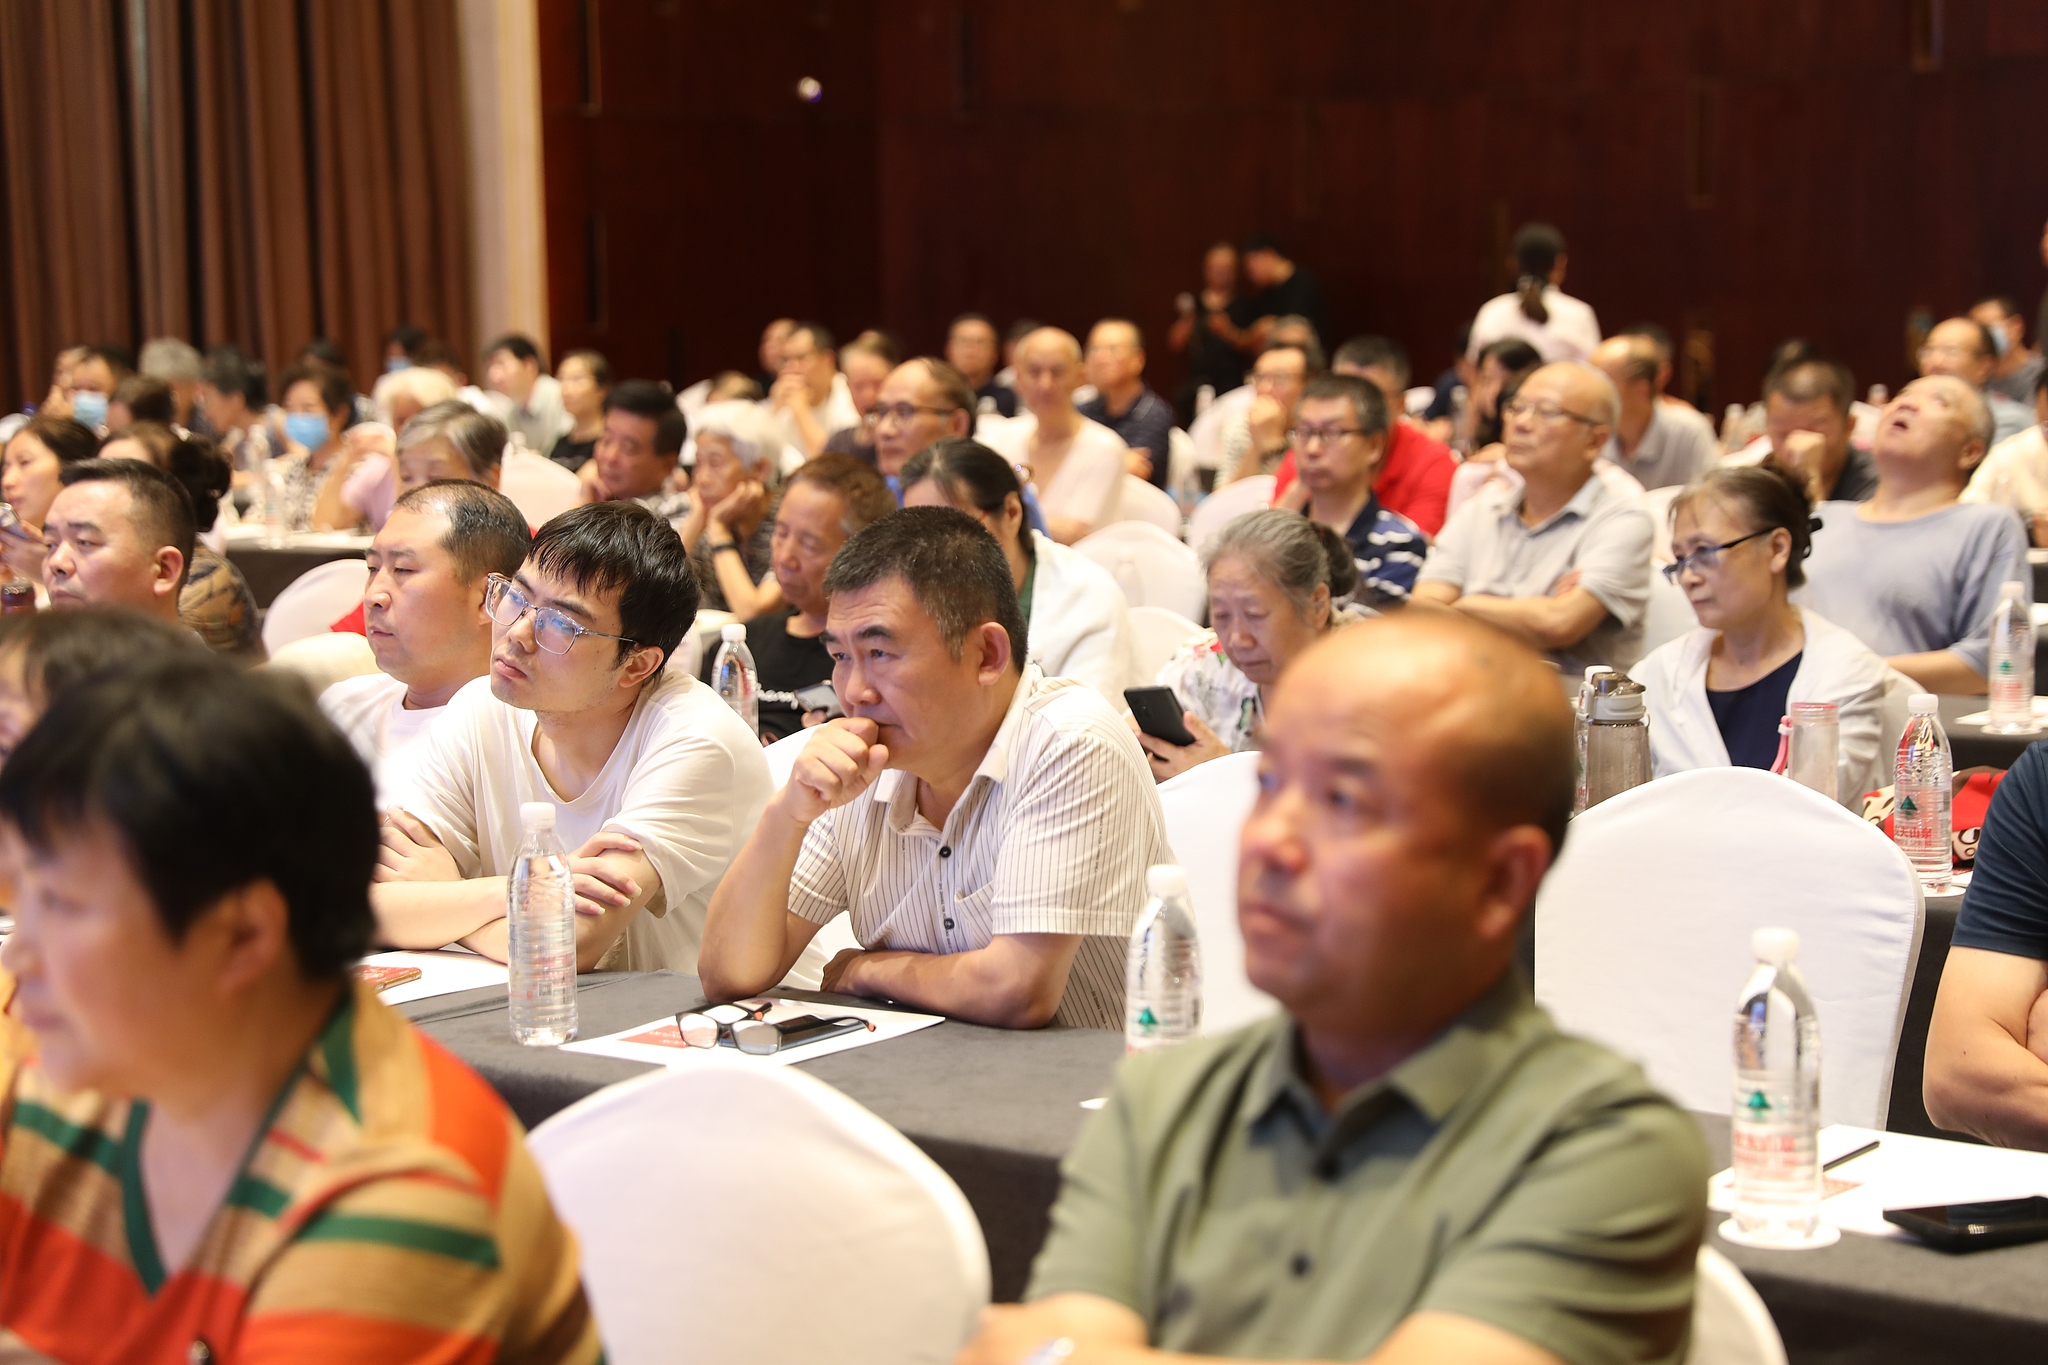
1936, 696, 2042, 771
411, 959, 2048, 1363
222, 528, 370, 606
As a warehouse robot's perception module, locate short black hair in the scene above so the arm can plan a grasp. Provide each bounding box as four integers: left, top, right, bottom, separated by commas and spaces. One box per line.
1331, 335, 1409, 388
112, 375, 175, 424
1480, 337, 1544, 375
1301, 373, 1391, 438
7, 416, 99, 468
788, 321, 836, 354
278, 361, 353, 417
823, 507, 1027, 670
487, 332, 544, 367
528, 502, 698, 666
85, 343, 137, 377
164, 435, 233, 534
201, 346, 267, 407
0, 605, 209, 711
59, 459, 197, 588
393, 480, 533, 585
561, 349, 612, 387
602, 380, 689, 459
385, 322, 428, 354
1764, 357, 1854, 416
0, 658, 379, 979
298, 338, 348, 370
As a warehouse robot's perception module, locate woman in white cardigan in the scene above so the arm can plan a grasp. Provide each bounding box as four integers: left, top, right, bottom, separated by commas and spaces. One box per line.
900, 436, 1138, 705
1631, 460, 1889, 804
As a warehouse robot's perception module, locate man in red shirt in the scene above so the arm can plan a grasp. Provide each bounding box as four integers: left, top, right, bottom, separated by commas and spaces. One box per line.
1275, 335, 1456, 535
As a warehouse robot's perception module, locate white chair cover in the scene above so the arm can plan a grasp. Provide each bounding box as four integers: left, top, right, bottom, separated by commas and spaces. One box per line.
1535, 767, 1923, 1127
1187, 384, 1252, 473
1641, 562, 1697, 658
1687, 1247, 1788, 1365
261, 559, 370, 655
1873, 666, 1918, 784
1125, 606, 1204, 685
529, 1063, 990, 1365
1165, 427, 1198, 500
1185, 475, 1276, 559
1643, 484, 1681, 564
1403, 384, 1436, 417
262, 630, 378, 695
1115, 474, 1183, 535
499, 448, 582, 527
1072, 522, 1205, 621
1156, 751, 1279, 1034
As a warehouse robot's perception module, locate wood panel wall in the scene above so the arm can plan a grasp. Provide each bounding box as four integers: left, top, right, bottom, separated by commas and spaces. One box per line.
539, 0, 2048, 410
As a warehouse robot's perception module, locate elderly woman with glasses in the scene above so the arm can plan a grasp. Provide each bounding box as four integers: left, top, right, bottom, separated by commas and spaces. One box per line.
674, 400, 787, 619
1629, 460, 1889, 803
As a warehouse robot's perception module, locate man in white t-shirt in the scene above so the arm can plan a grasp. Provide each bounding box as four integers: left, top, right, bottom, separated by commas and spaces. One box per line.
319, 481, 532, 804
977, 328, 1128, 544
373, 502, 772, 973
768, 321, 860, 460
482, 333, 572, 454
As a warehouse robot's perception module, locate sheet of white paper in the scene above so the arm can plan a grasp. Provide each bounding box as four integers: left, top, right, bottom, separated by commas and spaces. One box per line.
1954, 696, 2048, 727
357, 949, 509, 1006
560, 998, 943, 1067
1710, 1124, 2048, 1239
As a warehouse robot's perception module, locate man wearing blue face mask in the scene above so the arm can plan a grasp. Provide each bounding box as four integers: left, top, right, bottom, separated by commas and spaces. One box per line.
62, 346, 131, 432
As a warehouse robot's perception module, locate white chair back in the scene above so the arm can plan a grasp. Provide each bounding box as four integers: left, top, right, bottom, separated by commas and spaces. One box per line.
1873, 666, 1918, 785
262, 630, 378, 695
1114, 475, 1183, 535
529, 1063, 990, 1365
669, 609, 739, 682
1072, 522, 1205, 622
1687, 1247, 1788, 1365
261, 559, 370, 655
1185, 475, 1275, 559
1641, 562, 1697, 657
499, 448, 583, 527
1165, 426, 1198, 499
1187, 384, 1251, 473
1156, 751, 1279, 1034
1126, 606, 1204, 685
1403, 384, 1436, 417
1535, 767, 1923, 1128
763, 727, 809, 787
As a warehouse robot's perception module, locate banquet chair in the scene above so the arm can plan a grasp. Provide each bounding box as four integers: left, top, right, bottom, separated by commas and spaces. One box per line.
1185, 475, 1275, 558
261, 559, 370, 656
1115, 474, 1183, 535
1687, 1247, 1788, 1365
1641, 560, 1698, 657
1164, 427, 1198, 502
1073, 522, 1206, 621
529, 1063, 990, 1365
1873, 666, 1920, 781
668, 609, 738, 681
1156, 750, 1279, 1034
1535, 767, 1923, 1127
499, 447, 582, 527
261, 630, 378, 696
761, 727, 863, 988
1125, 606, 1205, 684
1187, 384, 1252, 475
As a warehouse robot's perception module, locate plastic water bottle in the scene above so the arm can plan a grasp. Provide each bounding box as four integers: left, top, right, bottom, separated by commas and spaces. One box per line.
1730, 928, 1824, 1244
711, 622, 759, 736
1987, 580, 2036, 733
1894, 693, 1952, 890
1126, 864, 1201, 1053
508, 802, 578, 1047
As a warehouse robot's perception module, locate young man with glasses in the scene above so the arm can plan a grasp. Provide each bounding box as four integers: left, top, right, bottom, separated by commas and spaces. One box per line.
1416, 362, 1655, 674
1291, 374, 1427, 608
373, 503, 773, 973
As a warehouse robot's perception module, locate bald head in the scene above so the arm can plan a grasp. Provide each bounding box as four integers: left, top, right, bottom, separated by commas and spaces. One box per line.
1012, 328, 1084, 419
1872, 374, 1992, 487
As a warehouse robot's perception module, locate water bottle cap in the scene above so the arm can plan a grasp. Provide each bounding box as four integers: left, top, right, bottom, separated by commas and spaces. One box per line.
1589, 687, 1645, 721
1908, 693, 1938, 715
1584, 665, 1605, 681
1752, 927, 1799, 964
520, 801, 556, 831
721, 623, 746, 642
2003, 579, 2027, 597
1146, 864, 1189, 899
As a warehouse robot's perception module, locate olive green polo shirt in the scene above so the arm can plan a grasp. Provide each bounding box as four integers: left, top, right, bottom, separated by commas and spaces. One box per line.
1027, 973, 1709, 1363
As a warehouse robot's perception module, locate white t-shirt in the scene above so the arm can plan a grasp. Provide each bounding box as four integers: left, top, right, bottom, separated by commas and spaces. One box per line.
979, 414, 1127, 535
392, 671, 773, 973
1466, 288, 1603, 364
766, 372, 861, 453
319, 672, 448, 808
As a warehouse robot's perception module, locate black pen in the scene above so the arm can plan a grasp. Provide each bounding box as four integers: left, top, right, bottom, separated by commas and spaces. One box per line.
1823, 1139, 1880, 1172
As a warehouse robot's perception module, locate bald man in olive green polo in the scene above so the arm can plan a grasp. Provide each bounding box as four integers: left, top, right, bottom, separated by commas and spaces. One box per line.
958, 614, 1708, 1365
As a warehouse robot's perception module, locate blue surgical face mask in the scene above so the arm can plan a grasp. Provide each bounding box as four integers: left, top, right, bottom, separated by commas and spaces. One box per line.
70, 390, 108, 428
284, 412, 332, 451
385, 355, 412, 373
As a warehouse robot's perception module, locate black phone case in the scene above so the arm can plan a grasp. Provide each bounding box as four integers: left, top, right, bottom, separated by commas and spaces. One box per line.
1126, 687, 1196, 746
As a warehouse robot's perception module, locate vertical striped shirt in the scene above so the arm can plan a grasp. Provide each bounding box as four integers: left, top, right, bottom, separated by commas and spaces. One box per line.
0, 977, 600, 1364
788, 666, 1172, 1029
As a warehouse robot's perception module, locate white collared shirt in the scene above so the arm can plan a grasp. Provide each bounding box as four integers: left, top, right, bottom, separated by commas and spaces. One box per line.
786, 665, 1171, 1029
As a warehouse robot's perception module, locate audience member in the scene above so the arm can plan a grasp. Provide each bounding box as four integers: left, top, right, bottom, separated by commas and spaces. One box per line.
0, 416, 97, 583
370, 362, 460, 436
1632, 462, 1888, 801
706, 455, 894, 741
1079, 320, 1176, 487
195, 347, 269, 473
577, 379, 692, 521
0, 658, 601, 1359
996, 318, 1040, 390
383, 320, 427, 367
0, 607, 207, 765
163, 435, 265, 662
1168, 242, 1254, 423
755, 317, 796, 394
1417, 362, 1654, 674
270, 361, 355, 531
548, 349, 612, 474
1467, 222, 1602, 363
1798, 375, 2028, 694
322, 481, 532, 801
946, 314, 1017, 418
769, 321, 859, 459
1591, 333, 1718, 490
699, 507, 1168, 1029
1619, 321, 1699, 412
823, 335, 895, 464
375, 502, 770, 972
482, 333, 571, 453
1972, 295, 2043, 406
977, 328, 1127, 543
674, 400, 784, 617
43, 459, 194, 628
59, 345, 132, 431
138, 337, 206, 432
35, 344, 87, 424
1219, 336, 1321, 486
1142, 509, 1366, 779
1317, 334, 1459, 533
1460, 336, 1544, 454
1747, 357, 1878, 504
967, 613, 1706, 1365
99, 420, 179, 471
1277, 374, 1428, 605
109, 375, 174, 433
1239, 234, 1328, 350
1919, 316, 2033, 448
872, 357, 975, 492
297, 339, 377, 426
902, 439, 1138, 704
1962, 368, 2048, 543
394, 400, 512, 500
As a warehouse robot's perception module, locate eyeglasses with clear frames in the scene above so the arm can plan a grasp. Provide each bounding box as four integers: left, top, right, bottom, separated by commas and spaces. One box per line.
1661, 528, 1773, 582
485, 574, 641, 655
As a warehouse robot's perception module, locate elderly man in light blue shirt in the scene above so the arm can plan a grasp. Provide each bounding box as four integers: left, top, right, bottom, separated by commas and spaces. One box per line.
1591, 334, 1720, 491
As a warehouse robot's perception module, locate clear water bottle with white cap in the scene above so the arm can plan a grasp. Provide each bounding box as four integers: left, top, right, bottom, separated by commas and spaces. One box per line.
508, 801, 578, 1047
711, 622, 759, 736
1731, 927, 1824, 1244
1987, 580, 2035, 733
1894, 693, 1952, 890
1580, 672, 1651, 810
1126, 864, 1201, 1053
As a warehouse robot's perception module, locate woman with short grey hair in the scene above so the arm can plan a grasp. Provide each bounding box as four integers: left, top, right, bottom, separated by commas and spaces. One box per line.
674, 400, 789, 619
393, 400, 511, 497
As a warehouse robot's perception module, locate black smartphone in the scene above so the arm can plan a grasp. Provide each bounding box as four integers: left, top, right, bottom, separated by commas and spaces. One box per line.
793, 681, 844, 719
1125, 686, 1196, 746
730, 1014, 872, 1056
1884, 1197, 2048, 1251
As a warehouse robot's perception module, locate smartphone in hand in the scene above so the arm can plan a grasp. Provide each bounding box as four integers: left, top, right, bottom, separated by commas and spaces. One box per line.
1125, 686, 1196, 746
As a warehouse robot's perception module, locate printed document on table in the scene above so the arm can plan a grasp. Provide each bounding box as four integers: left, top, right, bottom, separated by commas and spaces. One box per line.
561, 998, 943, 1068
356, 948, 509, 1006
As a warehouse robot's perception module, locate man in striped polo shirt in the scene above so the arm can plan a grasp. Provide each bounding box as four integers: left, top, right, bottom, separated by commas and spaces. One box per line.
700, 506, 1172, 1030
0, 658, 598, 1363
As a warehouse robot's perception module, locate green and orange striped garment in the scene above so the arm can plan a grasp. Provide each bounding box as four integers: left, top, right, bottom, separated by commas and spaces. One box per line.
0, 977, 604, 1363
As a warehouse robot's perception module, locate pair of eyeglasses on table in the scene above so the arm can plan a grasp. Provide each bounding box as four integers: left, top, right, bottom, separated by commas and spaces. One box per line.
675, 1000, 876, 1055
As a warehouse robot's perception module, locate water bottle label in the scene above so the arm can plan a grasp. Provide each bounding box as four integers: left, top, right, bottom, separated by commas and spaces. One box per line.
1731, 1079, 1815, 1186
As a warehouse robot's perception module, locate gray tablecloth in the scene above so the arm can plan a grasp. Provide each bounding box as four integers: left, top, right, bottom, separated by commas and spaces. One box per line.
224, 543, 366, 606
1940, 695, 2045, 772
416, 970, 2048, 1358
